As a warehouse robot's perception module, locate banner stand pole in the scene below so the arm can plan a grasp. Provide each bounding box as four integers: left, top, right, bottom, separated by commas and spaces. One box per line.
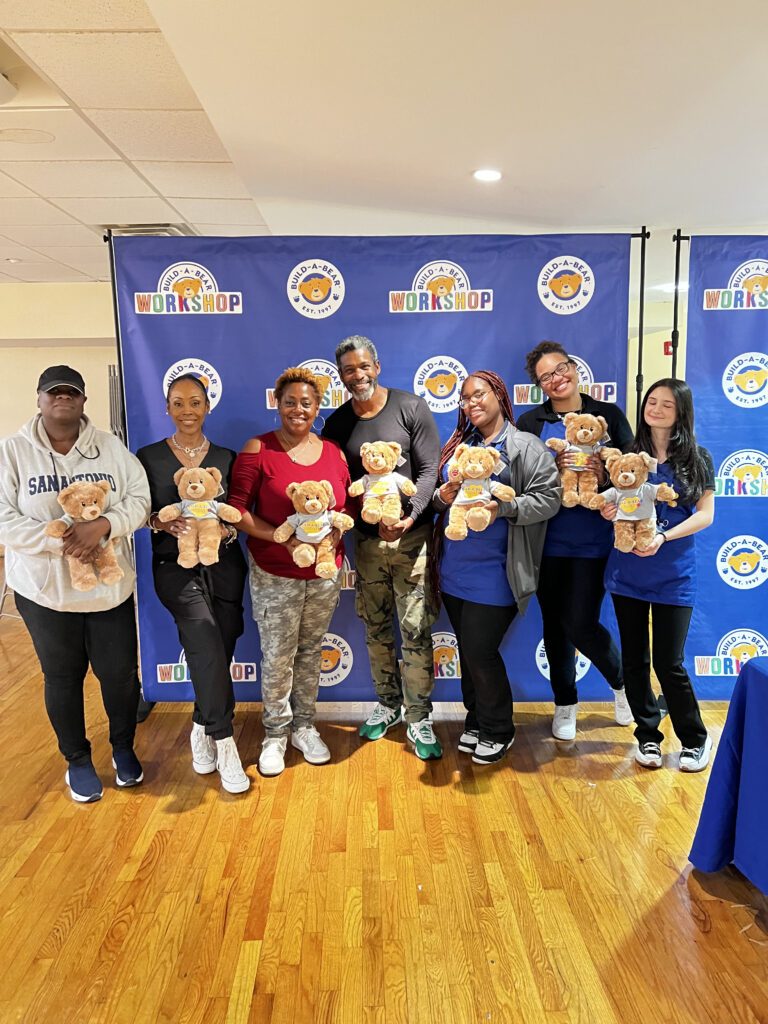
671, 228, 690, 380
632, 226, 651, 429
104, 229, 128, 442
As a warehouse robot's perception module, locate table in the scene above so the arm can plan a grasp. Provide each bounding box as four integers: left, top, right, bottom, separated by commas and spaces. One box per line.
689, 657, 768, 893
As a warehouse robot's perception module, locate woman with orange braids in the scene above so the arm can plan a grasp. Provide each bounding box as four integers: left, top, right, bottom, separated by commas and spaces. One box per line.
432, 371, 560, 763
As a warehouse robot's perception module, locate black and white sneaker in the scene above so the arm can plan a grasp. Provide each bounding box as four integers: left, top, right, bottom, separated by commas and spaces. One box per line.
471, 737, 514, 764
457, 729, 479, 753
679, 735, 713, 773
635, 742, 662, 768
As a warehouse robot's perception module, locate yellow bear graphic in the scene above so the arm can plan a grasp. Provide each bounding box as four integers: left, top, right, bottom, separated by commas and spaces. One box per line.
731, 642, 758, 662
313, 374, 331, 399
549, 272, 583, 298
734, 464, 764, 484
424, 372, 458, 398
320, 648, 342, 673
298, 277, 332, 303
426, 276, 455, 297
742, 274, 768, 294
172, 277, 203, 299
733, 368, 768, 393
727, 550, 760, 575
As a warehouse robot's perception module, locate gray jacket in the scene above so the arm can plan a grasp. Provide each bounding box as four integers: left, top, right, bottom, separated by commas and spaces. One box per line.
434, 425, 561, 614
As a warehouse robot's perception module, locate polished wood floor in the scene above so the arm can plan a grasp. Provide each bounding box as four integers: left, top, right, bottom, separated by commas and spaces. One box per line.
0, 607, 766, 1024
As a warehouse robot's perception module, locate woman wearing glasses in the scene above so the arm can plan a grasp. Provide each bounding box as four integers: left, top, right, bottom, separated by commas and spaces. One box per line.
433, 371, 560, 763
516, 342, 634, 741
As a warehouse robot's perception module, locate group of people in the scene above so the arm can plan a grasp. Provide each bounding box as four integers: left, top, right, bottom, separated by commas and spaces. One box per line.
0, 335, 715, 803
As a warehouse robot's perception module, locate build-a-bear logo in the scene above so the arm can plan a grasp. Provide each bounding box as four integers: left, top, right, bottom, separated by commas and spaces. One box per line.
432, 632, 461, 679
135, 262, 242, 315
715, 449, 768, 498
163, 358, 223, 410
703, 259, 768, 310
716, 535, 768, 590
156, 648, 256, 684
264, 358, 348, 413
536, 639, 590, 682
538, 256, 595, 315
318, 632, 353, 687
513, 354, 618, 408
389, 260, 493, 314
413, 356, 467, 413
722, 351, 768, 408
287, 259, 345, 319
695, 628, 768, 677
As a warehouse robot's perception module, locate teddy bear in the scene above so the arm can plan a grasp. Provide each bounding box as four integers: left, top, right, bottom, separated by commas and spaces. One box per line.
272, 480, 354, 579
158, 466, 242, 568
45, 480, 124, 592
443, 444, 516, 541
601, 452, 678, 552
348, 442, 417, 526
549, 272, 582, 298
545, 412, 621, 509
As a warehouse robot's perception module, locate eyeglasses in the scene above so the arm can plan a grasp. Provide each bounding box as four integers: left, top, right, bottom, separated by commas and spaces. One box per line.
459, 389, 491, 409
537, 361, 573, 386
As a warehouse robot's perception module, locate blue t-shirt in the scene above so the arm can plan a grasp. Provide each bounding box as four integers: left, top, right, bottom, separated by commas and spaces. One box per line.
540, 419, 614, 559
440, 424, 515, 607
604, 449, 715, 606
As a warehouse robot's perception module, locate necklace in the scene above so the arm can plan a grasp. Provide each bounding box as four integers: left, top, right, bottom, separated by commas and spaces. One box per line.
278, 429, 316, 463
171, 433, 208, 457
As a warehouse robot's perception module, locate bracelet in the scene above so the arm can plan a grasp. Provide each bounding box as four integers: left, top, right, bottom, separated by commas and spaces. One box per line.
223, 524, 238, 546
148, 512, 160, 533
657, 532, 667, 544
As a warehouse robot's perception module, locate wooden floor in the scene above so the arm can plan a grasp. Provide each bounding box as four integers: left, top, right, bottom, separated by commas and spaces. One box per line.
0, 609, 766, 1024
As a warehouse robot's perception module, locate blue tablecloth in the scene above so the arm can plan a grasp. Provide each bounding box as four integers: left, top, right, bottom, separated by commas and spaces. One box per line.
689, 657, 768, 892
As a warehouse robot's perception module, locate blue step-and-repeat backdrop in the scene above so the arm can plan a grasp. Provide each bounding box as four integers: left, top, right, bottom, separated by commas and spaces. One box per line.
113, 233, 632, 703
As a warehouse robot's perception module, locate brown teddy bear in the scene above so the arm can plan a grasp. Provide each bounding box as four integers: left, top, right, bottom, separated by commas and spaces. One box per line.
602, 452, 678, 552
158, 466, 242, 568
272, 480, 354, 579
545, 412, 620, 509
45, 480, 124, 592
348, 442, 417, 526
444, 444, 516, 541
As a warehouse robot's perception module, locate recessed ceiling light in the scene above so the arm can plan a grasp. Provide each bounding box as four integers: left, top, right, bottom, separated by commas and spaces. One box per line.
4, 258, 21, 263
473, 168, 502, 182
0, 128, 55, 144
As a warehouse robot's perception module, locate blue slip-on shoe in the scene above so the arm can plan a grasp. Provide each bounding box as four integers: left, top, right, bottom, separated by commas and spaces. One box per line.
65, 761, 104, 803
112, 748, 144, 787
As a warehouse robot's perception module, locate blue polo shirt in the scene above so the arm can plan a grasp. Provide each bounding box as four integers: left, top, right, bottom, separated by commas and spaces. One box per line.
439, 422, 515, 607
604, 448, 715, 606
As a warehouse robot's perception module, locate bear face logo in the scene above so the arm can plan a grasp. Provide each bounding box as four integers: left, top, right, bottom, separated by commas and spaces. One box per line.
433, 646, 456, 669
172, 277, 203, 299
549, 272, 583, 299
426, 276, 455, 297
298, 277, 332, 303
743, 274, 768, 295
734, 463, 764, 484
733, 368, 768, 393
727, 550, 761, 575
731, 642, 758, 662
320, 648, 342, 673
423, 372, 458, 398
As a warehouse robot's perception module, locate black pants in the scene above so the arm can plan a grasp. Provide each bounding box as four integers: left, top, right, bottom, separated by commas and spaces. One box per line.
153, 552, 246, 739
611, 594, 707, 748
537, 555, 623, 705
442, 593, 518, 743
16, 594, 139, 766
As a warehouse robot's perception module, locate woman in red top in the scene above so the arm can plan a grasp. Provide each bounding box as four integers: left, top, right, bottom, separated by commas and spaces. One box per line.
229, 367, 351, 777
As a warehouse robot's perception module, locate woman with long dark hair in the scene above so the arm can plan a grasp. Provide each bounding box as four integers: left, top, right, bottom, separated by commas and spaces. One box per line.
602, 378, 715, 771
433, 370, 560, 763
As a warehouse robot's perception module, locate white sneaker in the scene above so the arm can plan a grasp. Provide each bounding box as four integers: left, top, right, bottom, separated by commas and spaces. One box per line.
214, 736, 250, 793
457, 728, 479, 753
636, 741, 663, 768
191, 722, 216, 774
472, 737, 514, 764
679, 734, 713, 773
292, 725, 331, 765
552, 704, 578, 740
613, 687, 634, 726
258, 735, 288, 776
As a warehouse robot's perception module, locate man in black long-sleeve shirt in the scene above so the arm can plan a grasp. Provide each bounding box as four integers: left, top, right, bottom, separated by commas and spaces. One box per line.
322, 335, 442, 759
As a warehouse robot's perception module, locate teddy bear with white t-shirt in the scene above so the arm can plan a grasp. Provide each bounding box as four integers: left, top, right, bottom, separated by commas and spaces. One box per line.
602, 452, 678, 552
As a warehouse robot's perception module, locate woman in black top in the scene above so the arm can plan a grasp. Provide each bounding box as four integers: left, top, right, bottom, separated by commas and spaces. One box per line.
136, 374, 249, 794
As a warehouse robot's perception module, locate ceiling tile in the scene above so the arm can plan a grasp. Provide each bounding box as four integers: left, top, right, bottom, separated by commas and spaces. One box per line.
33, 245, 110, 273
53, 196, 186, 224
84, 110, 228, 161
0, 238, 53, 261
193, 224, 272, 237
0, 170, 34, 198
1, 1, 158, 31
134, 161, 250, 198
1, 224, 104, 245
0, 198, 78, 225
0, 109, 118, 160
0, 161, 155, 198
0, 260, 89, 282
169, 198, 265, 224
13, 32, 200, 111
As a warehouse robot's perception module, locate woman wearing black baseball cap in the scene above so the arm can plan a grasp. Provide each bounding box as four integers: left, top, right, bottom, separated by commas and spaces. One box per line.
0, 365, 151, 803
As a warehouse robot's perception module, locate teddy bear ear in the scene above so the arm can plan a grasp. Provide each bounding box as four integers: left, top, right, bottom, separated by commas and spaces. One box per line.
205, 466, 222, 485
455, 443, 469, 458
320, 480, 335, 506
97, 479, 111, 494
596, 416, 608, 434
387, 442, 402, 458
360, 442, 371, 457
173, 467, 186, 486
605, 453, 621, 471
563, 412, 578, 425
285, 483, 299, 499
640, 452, 655, 468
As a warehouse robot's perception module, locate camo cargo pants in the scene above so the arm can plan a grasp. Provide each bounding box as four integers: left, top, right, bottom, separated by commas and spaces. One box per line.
353, 524, 438, 723
248, 557, 342, 737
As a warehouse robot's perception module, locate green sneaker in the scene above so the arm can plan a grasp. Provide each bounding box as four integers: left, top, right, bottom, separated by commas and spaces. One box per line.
406, 720, 442, 760
359, 704, 403, 740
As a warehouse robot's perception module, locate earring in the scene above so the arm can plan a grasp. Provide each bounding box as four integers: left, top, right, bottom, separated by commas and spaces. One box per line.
313, 415, 324, 433
273, 413, 281, 428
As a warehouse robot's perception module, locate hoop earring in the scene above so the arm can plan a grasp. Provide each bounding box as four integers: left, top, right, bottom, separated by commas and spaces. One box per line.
273, 413, 281, 429
313, 415, 324, 433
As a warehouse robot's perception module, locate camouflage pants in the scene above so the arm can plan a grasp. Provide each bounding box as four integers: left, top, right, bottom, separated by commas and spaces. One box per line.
353, 524, 438, 722
249, 557, 342, 737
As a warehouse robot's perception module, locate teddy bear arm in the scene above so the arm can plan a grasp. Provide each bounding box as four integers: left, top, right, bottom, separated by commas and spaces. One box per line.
217, 503, 242, 524
348, 480, 365, 497
399, 479, 417, 496
331, 512, 354, 533
272, 521, 296, 543
158, 503, 181, 523
656, 483, 678, 506
491, 483, 516, 501
599, 446, 622, 462
546, 438, 567, 453
45, 519, 68, 538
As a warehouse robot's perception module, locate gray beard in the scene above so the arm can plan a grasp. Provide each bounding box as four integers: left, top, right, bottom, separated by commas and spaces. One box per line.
351, 379, 377, 402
